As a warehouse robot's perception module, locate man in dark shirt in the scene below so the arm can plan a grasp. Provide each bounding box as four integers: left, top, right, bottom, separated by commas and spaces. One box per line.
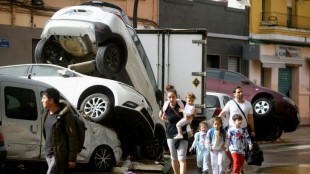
42, 88, 78, 174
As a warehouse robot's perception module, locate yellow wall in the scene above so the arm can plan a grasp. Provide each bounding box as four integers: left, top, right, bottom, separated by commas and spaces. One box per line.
250, 0, 310, 36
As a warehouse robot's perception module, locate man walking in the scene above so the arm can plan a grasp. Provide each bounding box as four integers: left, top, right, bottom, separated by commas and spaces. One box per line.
218, 86, 255, 173
41, 88, 78, 174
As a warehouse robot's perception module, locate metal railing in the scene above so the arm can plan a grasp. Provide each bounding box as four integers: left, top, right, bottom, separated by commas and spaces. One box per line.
261, 12, 310, 30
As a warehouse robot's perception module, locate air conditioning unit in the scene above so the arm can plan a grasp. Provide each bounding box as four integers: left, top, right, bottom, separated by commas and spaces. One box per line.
31, 0, 44, 5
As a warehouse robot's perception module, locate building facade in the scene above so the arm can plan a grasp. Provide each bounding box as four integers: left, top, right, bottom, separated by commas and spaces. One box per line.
249, 0, 310, 125
158, 0, 250, 75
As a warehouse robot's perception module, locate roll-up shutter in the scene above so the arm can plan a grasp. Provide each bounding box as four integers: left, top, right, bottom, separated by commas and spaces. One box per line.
278, 66, 292, 96
228, 56, 238, 72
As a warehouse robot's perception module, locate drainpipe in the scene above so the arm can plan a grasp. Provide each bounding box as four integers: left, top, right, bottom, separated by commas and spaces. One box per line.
11, 4, 16, 28
133, 0, 139, 28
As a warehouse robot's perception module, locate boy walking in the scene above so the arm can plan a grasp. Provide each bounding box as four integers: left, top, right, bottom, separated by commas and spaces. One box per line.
227, 114, 252, 174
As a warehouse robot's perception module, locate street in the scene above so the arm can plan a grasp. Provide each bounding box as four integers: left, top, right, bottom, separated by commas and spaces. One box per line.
4, 125, 310, 174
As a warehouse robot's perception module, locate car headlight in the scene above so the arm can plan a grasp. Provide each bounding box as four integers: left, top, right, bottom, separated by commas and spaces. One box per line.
283, 96, 295, 106
123, 101, 139, 108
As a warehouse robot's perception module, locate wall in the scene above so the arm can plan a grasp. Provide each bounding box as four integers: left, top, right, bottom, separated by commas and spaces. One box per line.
249, 60, 261, 85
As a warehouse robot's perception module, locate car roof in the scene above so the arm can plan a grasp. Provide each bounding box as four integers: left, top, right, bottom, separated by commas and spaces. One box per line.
206, 91, 232, 98
0, 74, 54, 89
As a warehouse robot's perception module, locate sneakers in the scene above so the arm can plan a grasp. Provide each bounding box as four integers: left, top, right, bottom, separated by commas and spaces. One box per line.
202, 170, 208, 174
198, 167, 202, 174
240, 168, 245, 174
174, 134, 183, 140
226, 163, 233, 173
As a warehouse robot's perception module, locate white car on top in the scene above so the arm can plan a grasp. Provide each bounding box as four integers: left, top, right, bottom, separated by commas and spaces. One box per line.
0, 64, 166, 160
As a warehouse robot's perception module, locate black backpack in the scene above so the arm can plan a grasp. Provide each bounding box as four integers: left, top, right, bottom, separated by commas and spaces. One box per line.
60, 114, 86, 153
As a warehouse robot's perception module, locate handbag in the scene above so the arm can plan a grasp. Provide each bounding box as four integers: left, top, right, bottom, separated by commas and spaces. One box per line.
245, 141, 264, 166
232, 100, 252, 134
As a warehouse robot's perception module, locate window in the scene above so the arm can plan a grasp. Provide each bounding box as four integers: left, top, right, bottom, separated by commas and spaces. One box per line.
31, 65, 77, 77
206, 95, 221, 108
223, 71, 244, 83
207, 69, 221, 79
228, 56, 239, 72
223, 96, 231, 106
5, 87, 38, 120
0, 66, 29, 76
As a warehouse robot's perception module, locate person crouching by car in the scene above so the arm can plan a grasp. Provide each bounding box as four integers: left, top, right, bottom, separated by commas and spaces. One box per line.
41, 88, 78, 174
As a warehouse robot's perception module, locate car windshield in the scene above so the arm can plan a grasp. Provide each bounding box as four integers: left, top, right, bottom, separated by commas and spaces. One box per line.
31, 65, 80, 77
126, 26, 157, 93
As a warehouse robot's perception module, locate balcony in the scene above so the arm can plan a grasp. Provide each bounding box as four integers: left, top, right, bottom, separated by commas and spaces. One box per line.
261, 12, 310, 30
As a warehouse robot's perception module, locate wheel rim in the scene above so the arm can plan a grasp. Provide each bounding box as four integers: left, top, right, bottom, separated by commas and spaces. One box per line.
254, 101, 270, 114
94, 147, 113, 171
105, 46, 121, 73
83, 97, 107, 118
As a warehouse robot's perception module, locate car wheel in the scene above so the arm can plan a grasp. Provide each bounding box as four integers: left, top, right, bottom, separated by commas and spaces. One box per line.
253, 98, 272, 118
80, 93, 112, 125
96, 43, 124, 79
90, 145, 115, 172
35, 39, 73, 67
138, 132, 163, 160
267, 119, 283, 141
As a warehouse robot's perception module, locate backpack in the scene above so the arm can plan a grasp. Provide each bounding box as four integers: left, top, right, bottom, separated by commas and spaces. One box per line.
209, 128, 226, 142
60, 114, 86, 153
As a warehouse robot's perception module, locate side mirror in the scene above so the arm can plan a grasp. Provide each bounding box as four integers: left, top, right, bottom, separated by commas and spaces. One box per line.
241, 79, 250, 84
155, 89, 163, 102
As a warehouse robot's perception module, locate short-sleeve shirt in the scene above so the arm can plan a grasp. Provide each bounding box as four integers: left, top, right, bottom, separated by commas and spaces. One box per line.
164, 101, 188, 139
223, 99, 253, 128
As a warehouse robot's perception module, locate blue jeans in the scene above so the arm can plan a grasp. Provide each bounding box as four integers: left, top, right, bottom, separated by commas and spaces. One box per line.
46, 156, 64, 174
196, 145, 210, 172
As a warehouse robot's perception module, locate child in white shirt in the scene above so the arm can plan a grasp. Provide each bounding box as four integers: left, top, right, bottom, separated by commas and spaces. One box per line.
174, 92, 196, 140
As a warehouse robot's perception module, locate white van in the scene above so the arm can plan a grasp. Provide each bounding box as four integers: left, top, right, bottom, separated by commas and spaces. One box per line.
0, 75, 122, 172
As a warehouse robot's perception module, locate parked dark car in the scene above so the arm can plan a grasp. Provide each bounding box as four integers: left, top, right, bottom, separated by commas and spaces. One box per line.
206, 68, 300, 140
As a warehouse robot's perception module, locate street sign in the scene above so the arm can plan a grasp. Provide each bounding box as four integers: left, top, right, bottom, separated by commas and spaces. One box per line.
0, 39, 9, 48
192, 77, 200, 88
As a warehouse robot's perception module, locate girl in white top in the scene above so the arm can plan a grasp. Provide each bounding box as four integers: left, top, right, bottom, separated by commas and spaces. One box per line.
206, 117, 229, 174
174, 92, 196, 140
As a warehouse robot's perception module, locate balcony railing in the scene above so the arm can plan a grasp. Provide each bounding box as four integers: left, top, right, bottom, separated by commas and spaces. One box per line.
261, 12, 310, 30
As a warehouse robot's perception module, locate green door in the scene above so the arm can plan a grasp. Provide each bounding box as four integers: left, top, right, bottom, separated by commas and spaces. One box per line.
278, 66, 292, 97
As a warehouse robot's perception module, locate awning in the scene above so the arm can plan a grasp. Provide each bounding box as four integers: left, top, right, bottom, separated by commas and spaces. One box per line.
260, 55, 304, 68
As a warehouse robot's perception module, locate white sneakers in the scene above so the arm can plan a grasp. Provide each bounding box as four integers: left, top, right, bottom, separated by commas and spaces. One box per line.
174, 134, 184, 140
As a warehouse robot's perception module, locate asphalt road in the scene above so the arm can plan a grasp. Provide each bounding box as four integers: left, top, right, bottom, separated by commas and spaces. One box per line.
4, 125, 310, 174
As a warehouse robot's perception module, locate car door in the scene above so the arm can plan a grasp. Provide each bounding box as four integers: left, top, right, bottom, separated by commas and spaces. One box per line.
30, 65, 79, 104
217, 71, 253, 100
1, 82, 42, 160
